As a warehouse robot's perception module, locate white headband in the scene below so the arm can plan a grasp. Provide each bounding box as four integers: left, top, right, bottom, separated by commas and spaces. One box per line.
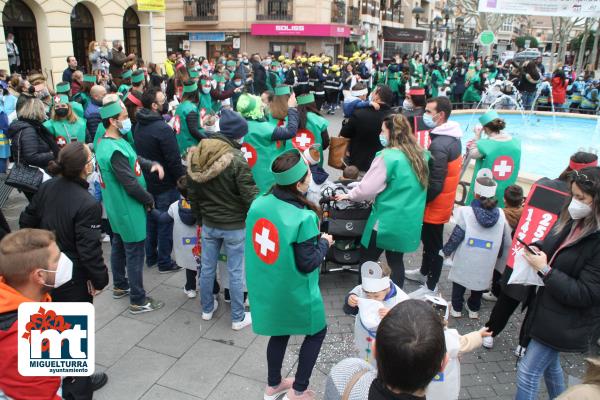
303, 147, 319, 166
362, 276, 391, 293
351, 88, 368, 97
474, 180, 497, 198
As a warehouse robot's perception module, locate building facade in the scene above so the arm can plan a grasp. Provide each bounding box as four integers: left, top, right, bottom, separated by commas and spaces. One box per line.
0, 0, 167, 88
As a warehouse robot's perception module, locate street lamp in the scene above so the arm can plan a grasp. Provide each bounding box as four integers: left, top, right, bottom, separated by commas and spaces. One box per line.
429, 16, 443, 52
442, 5, 453, 26
412, 6, 424, 25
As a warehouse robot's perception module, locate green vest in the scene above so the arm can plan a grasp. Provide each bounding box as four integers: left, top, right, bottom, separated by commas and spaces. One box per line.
467, 137, 522, 208
96, 136, 147, 242
361, 149, 429, 252
93, 124, 134, 151
241, 119, 283, 193
245, 194, 326, 336
73, 92, 90, 111
118, 84, 131, 97
266, 71, 283, 92
385, 68, 401, 92
174, 100, 201, 156
70, 101, 84, 118
430, 70, 443, 98
199, 93, 220, 114
463, 75, 482, 103
284, 112, 328, 166
43, 118, 86, 149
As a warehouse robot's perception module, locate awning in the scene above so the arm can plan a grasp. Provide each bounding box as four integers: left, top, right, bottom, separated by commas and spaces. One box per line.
382, 27, 426, 43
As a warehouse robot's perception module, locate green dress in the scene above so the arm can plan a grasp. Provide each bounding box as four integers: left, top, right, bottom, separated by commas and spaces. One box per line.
245, 193, 326, 336
174, 100, 202, 156
43, 118, 87, 149
430, 69, 443, 98
463, 74, 482, 103
283, 112, 328, 166
241, 119, 284, 193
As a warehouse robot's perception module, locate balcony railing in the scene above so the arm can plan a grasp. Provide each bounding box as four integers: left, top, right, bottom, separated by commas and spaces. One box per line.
184, 0, 218, 22
381, 8, 403, 23
331, 0, 346, 24
360, 0, 379, 17
347, 5, 360, 25
256, 0, 293, 21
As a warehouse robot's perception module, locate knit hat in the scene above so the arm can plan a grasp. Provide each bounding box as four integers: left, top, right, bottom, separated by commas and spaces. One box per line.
219, 109, 248, 139
236, 93, 264, 120
479, 110, 500, 126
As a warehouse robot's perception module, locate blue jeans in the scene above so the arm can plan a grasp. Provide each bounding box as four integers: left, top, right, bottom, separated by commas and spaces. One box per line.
521, 91, 537, 110
516, 338, 566, 400
145, 188, 179, 269
111, 233, 146, 305
200, 225, 245, 322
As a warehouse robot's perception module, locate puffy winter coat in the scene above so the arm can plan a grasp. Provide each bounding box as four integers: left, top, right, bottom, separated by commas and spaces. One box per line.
7, 119, 59, 170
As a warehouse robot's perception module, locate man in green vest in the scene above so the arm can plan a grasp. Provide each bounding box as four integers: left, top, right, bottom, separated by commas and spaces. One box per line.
266, 61, 283, 92
54, 81, 84, 118
96, 99, 166, 314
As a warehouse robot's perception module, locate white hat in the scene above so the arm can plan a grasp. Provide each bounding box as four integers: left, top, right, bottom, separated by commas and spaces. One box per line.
361, 261, 390, 292
302, 144, 321, 166
424, 295, 449, 322
474, 169, 497, 198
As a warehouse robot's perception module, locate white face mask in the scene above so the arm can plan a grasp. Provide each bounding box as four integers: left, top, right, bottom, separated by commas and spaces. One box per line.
568, 198, 593, 220
42, 252, 73, 288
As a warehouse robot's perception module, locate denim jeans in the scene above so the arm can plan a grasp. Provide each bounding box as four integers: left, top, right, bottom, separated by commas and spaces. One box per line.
200, 225, 245, 322
111, 233, 146, 305
521, 91, 537, 110
516, 338, 566, 400
145, 188, 179, 269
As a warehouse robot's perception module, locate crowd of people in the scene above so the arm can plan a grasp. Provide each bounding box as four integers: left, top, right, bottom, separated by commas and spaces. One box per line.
0, 41, 599, 400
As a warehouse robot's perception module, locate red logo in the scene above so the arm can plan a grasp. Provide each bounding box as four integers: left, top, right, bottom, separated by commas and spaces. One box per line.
134, 160, 142, 177
292, 129, 315, 151
241, 143, 257, 168
492, 156, 515, 181
56, 136, 67, 148
199, 108, 207, 128
22, 307, 71, 351
252, 218, 280, 264
53, 96, 61, 105
173, 115, 181, 134
98, 170, 106, 188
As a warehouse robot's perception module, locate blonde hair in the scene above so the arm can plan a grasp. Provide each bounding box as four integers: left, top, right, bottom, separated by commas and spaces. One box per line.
383, 113, 429, 187
17, 97, 47, 122
88, 41, 98, 54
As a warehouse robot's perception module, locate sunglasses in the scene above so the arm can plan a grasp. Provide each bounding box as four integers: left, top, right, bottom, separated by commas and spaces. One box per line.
570, 170, 595, 189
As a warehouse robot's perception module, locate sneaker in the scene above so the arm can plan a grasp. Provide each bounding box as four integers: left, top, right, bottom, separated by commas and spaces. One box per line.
232, 312, 252, 331
159, 264, 183, 274
514, 345, 527, 358
482, 292, 498, 302
283, 389, 316, 400
224, 288, 231, 303
449, 305, 462, 318
404, 268, 427, 284
102, 235, 111, 243
202, 299, 219, 321
129, 297, 164, 314
483, 336, 494, 349
112, 288, 130, 299
264, 377, 294, 400
183, 287, 197, 299
408, 285, 439, 300
465, 303, 479, 319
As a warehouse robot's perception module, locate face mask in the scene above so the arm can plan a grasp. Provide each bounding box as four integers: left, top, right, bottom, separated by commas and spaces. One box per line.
202, 87, 211, 94
283, 68, 288, 72
379, 134, 388, 147
316, 62, 322, 67
568, 198, 592, 220
218, 84, 225, 90
234, 80, 242, 87
42, 252, 73, 288
55, 108, 69, 117
423, 113, 437, 128
243, 59, 249, 64
402, 99, 413, 110
119, 118, 132, 134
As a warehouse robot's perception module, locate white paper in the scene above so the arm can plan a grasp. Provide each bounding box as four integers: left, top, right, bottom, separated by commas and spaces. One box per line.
508, 249, 544, 287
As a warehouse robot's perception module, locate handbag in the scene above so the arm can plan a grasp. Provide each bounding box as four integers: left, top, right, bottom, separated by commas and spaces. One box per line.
328, 136, 349, 170
5, 130, 44, 193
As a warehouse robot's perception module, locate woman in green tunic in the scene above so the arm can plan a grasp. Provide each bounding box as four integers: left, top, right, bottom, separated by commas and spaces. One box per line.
246, 149, 333, 400
336, 113, 430, 287
174, 81, 205, 157
293, 93, 329, 166
43, 95, 87, 149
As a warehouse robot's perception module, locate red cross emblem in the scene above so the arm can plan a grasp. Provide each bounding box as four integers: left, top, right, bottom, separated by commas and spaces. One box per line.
492, 156, 515, 181
199, 108, 207, 127
241, 143, 257, 168
56, 136, 67, 148
252, 218, 280, 264
173, 115, 181, 134
292, 129, 315, 151
176, 86, 183, 101
276, 120, 284, 149
98, 170, 106, 189
134, 160, 142, 177
53, 95, 61, 104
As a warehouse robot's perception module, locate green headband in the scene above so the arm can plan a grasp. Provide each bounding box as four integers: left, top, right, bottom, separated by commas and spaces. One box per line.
183, 82, 198, 93
121, 70, 133, 79
56, 82, 70, 93
271, 61, 281, 67
271, 149, 308, 185
274, 85, 291, 96
226, 60, 236, 67
201, 79, 211, 86
479, 110, 500, 126
188, 70, 199, 78
297, 93, 315, 106
52, 94, 69, 106
99, 101, 123, 119
83, 75, 96, 83
131, 71, 145, 83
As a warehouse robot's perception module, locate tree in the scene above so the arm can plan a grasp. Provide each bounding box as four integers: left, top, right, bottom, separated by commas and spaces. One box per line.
576, 18, 590, 74
515, 36, 539, 50
450, 0, 506, 32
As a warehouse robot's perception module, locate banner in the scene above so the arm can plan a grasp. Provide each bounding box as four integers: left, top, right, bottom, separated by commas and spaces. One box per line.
478, 0, 600, 17
251, 24, 351, 38
137, 0, 165, 12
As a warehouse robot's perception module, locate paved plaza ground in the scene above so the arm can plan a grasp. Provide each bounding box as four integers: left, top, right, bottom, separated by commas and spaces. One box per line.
2, 111, 596, 399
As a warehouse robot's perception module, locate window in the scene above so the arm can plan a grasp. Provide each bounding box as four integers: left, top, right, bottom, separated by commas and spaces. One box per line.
501, 17, 513, 33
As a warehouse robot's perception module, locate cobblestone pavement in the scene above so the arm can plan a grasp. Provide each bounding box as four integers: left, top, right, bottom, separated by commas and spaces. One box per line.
1, 110, 596, 399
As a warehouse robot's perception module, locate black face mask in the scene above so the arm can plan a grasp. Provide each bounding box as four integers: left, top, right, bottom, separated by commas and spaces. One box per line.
55, 108, 69, 117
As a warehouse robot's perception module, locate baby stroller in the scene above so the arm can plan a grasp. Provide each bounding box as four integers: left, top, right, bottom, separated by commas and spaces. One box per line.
319, 184, 371, 273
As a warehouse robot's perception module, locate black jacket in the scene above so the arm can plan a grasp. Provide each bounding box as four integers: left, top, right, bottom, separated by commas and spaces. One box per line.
522, 220, 600, 352
19, 177, 109, 301
134, 108, 185, 195
7, 119, 59, 170
251, 61, 268, 94
340, 104, 393, 172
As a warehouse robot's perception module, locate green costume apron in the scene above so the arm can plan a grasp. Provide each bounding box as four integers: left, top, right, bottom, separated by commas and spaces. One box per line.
73, 92, 90, 111
199, 93, 220, 114
174, 100, 202, 156
430, 69, 443, 98
70, 101, 84, 118
463, 75, 482, 103
118, 84, 131, 97
266, 71, 283, 92
361, 149, 429, 253
284, 112, 328, 166
386, 69, 401, 93
43, 118, 86, 149
466, 137, 522, 208
241, 119, 283, 193
96, 136, 147, 243
93, 124, 134, 151
245, 194, 326, 336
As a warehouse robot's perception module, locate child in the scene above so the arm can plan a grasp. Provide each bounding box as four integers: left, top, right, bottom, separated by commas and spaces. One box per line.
342, 82, 379, 120
442, 176, 512, 319
304, 144, 335, 207
344, 261, 409, 365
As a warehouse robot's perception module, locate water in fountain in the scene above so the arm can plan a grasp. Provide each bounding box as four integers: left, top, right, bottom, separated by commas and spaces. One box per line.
529, 81, 558, 133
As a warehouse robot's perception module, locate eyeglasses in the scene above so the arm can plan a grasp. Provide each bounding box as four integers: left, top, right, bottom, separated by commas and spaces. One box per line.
87, 154, 96, 165
570, 170, 594, 189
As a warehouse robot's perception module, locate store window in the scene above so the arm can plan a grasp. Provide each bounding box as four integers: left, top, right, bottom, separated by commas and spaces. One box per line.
269, 42, 305, 58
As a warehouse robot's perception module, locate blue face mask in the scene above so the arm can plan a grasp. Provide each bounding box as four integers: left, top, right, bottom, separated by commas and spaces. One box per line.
202, 87, 211, 94
379, 134, 388, 147
422, 113, 436, 128
119, 118, 132, 134
234, 80, 242, 87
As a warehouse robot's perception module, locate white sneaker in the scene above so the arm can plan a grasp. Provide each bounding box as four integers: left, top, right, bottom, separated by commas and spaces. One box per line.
202, 299, 219, 321
102, 235, 111, 243
404, 268, 427, 284
183, 287, 197, 299
482, 292, 498, 302
449, 305, 462, 318
232, 312, 252, 331
465, 303, 479, 319
483, 336, 494, 349
514, 345, 526, 358
408, 285, 439, 300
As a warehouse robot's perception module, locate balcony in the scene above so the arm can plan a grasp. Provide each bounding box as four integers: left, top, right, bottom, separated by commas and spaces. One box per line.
347, 5, 360, 25
381, 8, 403, 23
360, 0, 379, 17
256, 0, 293, 21
331, 0, 346, 24
183, 0, 218, 22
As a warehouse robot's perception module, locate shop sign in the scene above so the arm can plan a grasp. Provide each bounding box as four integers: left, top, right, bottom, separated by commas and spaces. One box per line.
189, 32, 226, 42
251, 24, 350, 38
137, 0, 165, 11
